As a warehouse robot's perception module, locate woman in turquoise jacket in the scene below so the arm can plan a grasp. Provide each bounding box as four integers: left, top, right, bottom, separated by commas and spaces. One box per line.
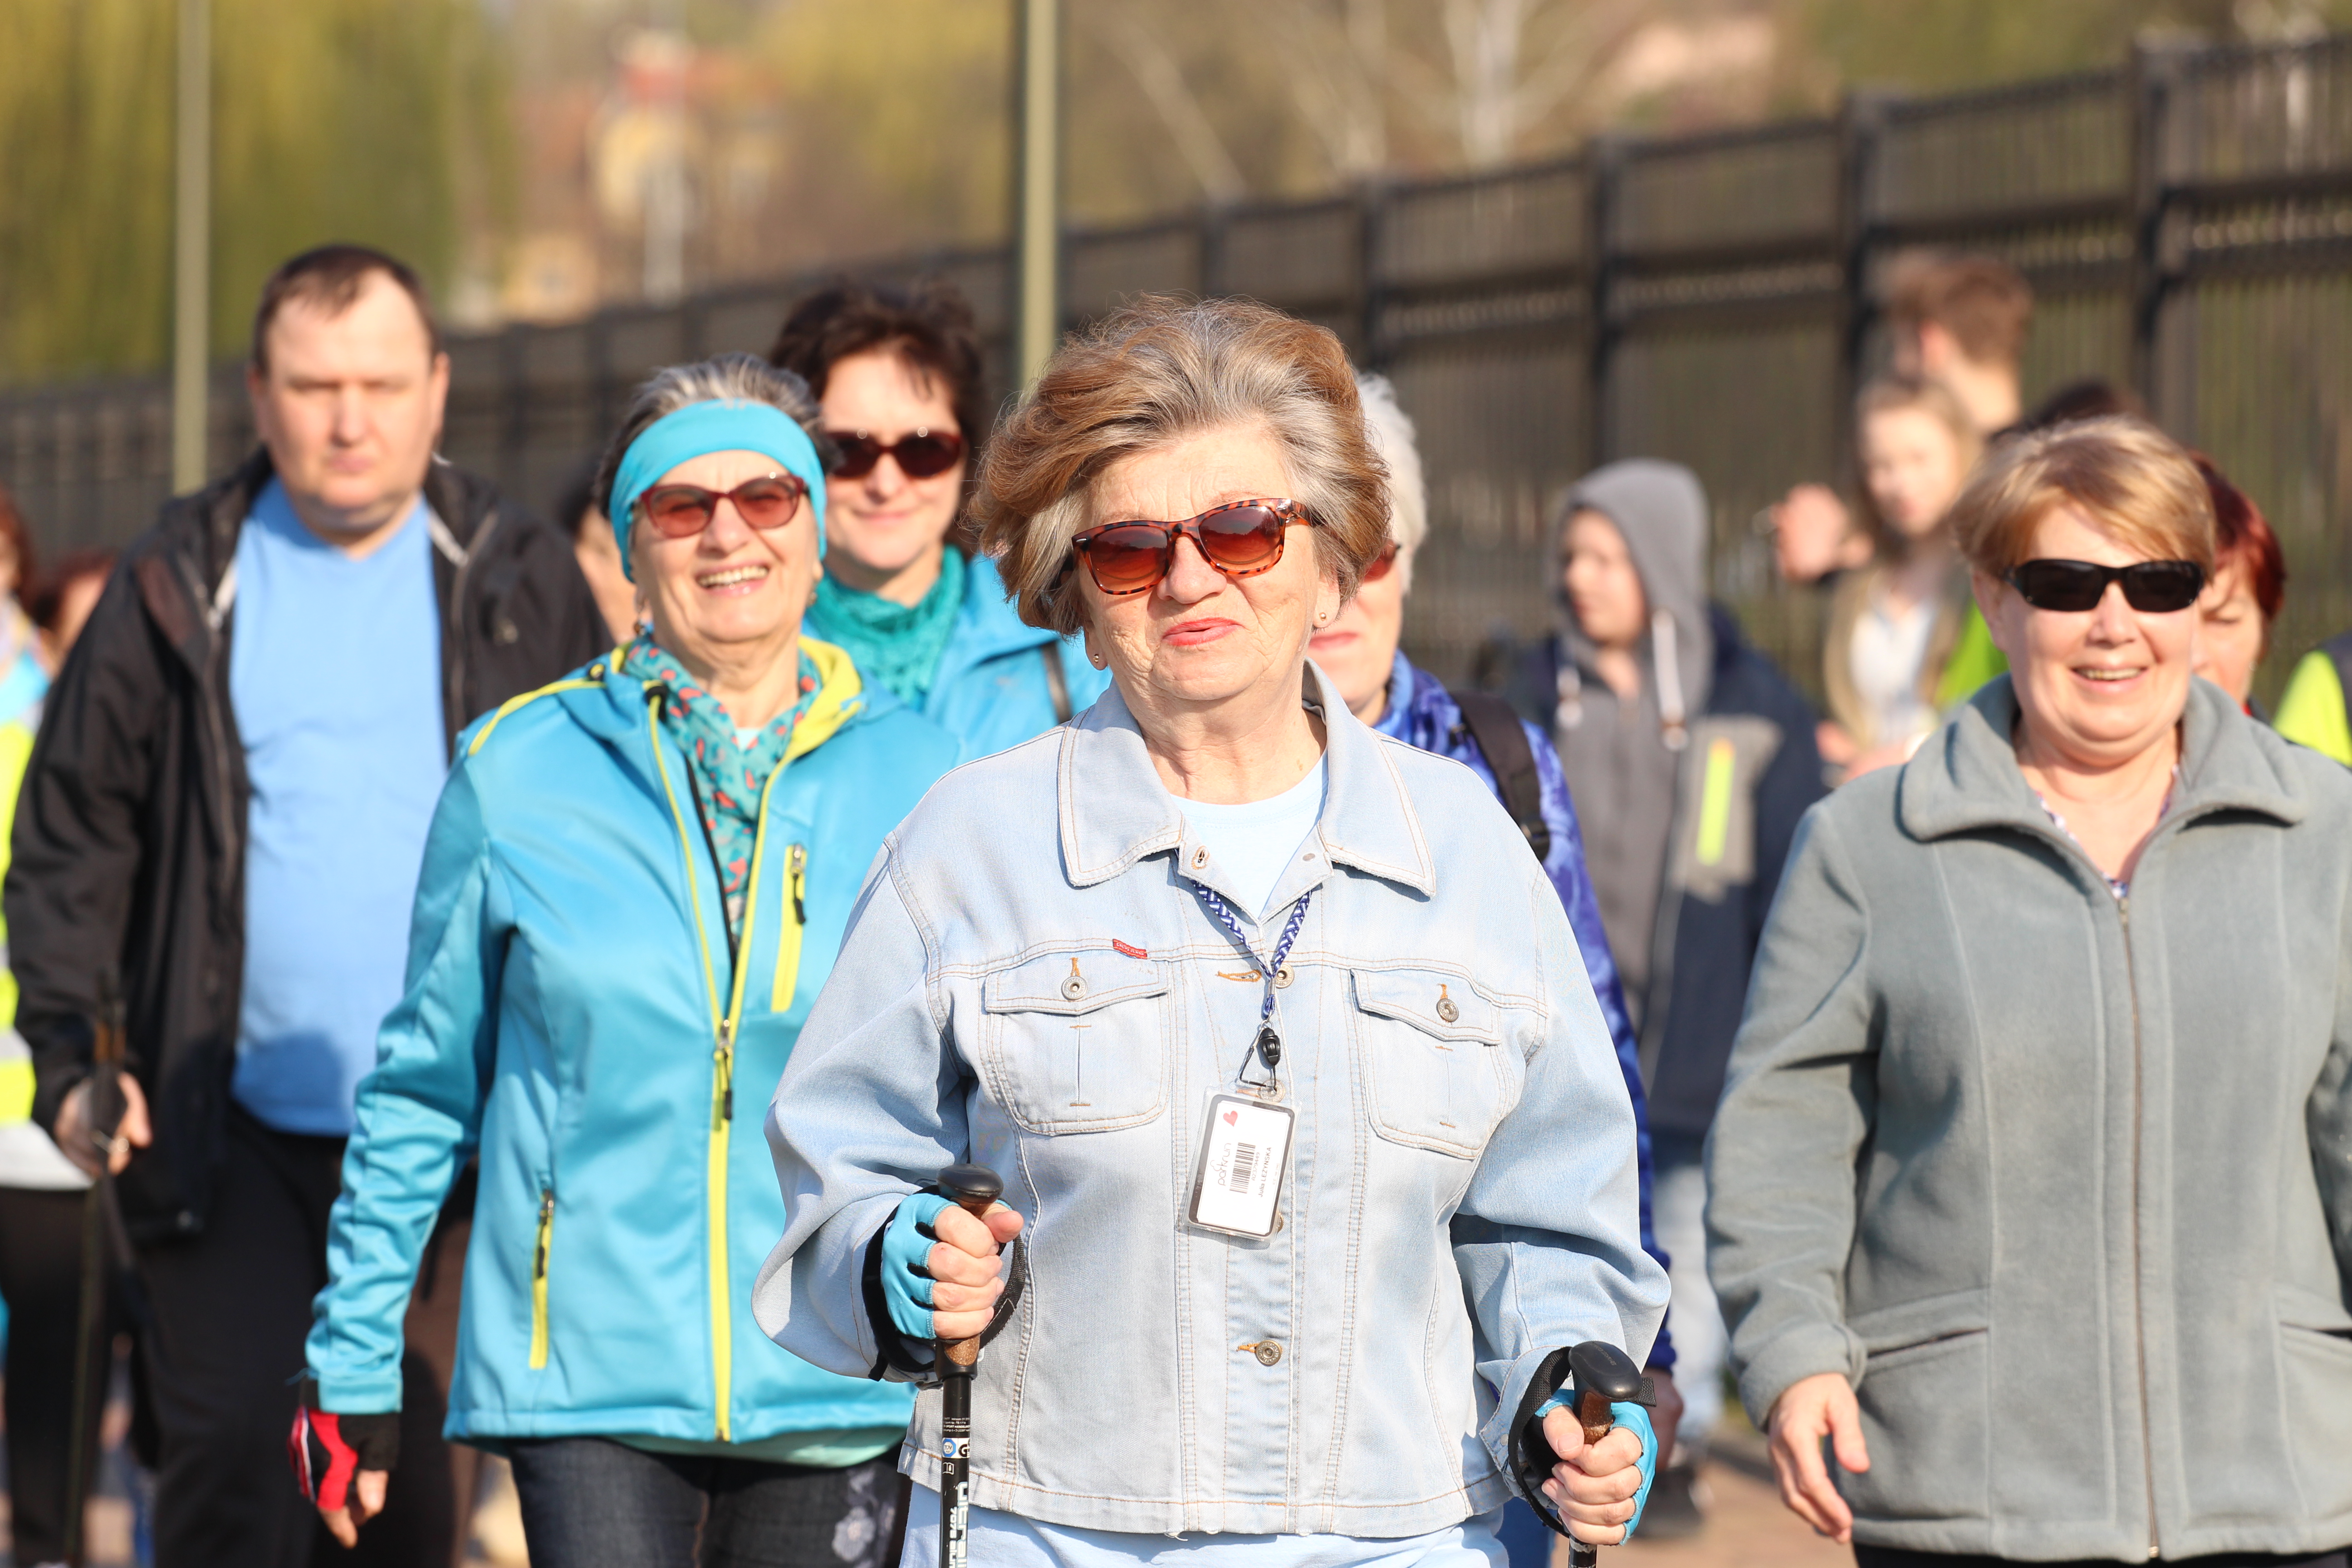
296, 355, 961, 1568
771, 278, 1109, 756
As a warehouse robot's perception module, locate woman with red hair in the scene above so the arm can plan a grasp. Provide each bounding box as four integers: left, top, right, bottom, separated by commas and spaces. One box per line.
2187, 455, 2284, 713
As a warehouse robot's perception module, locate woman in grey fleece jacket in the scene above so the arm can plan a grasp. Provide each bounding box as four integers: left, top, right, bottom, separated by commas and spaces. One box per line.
1707, 417, 2352, 1566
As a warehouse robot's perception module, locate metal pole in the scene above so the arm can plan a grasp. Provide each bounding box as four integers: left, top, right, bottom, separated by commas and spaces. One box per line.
1014, 0, 1061, 387
171, 0, 211, 493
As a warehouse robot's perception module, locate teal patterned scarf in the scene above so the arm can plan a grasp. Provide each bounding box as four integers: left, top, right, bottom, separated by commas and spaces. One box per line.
622, 632, 820, 934
804, 546, 965, 706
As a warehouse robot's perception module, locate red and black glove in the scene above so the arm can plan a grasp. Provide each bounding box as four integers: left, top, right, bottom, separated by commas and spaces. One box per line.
288, 1379, 400, 1512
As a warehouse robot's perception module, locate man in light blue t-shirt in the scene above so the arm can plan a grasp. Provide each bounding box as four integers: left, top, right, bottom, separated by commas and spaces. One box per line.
14, 245, 606, 1566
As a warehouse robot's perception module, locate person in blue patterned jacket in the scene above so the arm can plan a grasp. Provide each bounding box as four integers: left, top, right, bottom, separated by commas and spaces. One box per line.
1308, 377, 1686, 1554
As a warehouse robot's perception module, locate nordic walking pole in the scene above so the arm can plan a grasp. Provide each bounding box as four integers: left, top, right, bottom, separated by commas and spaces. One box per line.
1563, 1341, 1646, 1568
63, 971, 128, 1568
935, 1162, 1003, 1568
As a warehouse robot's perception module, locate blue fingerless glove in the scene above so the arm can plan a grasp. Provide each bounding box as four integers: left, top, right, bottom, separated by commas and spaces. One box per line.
1530, 1396, 1659, 1542
881, 1194, 954, 1343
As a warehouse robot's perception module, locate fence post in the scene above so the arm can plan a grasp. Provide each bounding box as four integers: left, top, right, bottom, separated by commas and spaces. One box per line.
1359, 178, 1389, 372
2130, 38, 2192, 407
1586, 134, 1625, 469
1835, 89, 1892, 473
500, 324, 529, 502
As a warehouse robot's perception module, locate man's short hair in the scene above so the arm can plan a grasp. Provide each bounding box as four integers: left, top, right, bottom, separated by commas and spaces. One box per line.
1886, 253, 2034, 370
250, 245, 443, 374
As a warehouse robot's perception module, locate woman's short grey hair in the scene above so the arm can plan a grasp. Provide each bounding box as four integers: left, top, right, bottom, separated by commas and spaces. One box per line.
589, 352, 822, 524
1355, 374, 1426, 578
976, 297, 1391, 636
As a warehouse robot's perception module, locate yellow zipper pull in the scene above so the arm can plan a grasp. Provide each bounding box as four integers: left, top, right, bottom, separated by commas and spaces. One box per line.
530, 1187, 555, 1369
788, 843, 808, 927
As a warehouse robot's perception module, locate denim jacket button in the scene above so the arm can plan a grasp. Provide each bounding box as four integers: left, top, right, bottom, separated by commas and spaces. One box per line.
1436, 997, 1460, 1024
1253, 1341, 1283, 1366
1274, 965, 1295, 990
1061, 975, 1087, 1001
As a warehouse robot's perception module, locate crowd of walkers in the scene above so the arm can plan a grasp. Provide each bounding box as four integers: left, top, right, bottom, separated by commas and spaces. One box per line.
0, 236, 2343, 1568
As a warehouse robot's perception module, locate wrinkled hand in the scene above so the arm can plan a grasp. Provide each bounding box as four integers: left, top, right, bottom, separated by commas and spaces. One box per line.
1539, 1408, 1645, 1547
322, 1470, 388, 1549
1765, 1372, 1870, 1542
54, 1073, 152, 1178
927, 1202, 1024, 1343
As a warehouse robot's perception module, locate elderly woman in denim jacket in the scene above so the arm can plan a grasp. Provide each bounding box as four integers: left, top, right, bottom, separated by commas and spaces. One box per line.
1708, 418, 2352, 1564
755, 297, 1669, 1567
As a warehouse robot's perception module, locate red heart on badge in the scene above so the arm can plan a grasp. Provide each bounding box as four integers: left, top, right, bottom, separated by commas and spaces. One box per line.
1222, 1109, 1239, 1126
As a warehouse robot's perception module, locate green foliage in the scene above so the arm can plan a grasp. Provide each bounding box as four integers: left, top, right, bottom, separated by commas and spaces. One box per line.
0, 0, 513, 385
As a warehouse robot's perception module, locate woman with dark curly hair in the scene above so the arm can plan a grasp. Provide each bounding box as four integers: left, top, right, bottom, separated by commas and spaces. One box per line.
772, 278, 1107, 756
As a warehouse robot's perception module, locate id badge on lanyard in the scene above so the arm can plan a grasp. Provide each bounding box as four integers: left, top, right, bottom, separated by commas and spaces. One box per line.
1187, 1091, 1297, 1238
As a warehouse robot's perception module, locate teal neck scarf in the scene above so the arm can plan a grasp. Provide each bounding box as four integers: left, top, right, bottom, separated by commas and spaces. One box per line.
623, 632, 820, 934
805, 546, 965, 707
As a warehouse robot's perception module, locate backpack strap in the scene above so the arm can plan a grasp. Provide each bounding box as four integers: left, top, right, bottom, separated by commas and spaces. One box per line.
1450, 689, 1552, 863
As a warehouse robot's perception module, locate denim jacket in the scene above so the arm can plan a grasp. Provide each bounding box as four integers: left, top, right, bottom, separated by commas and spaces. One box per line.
755, 661, 1668, 1538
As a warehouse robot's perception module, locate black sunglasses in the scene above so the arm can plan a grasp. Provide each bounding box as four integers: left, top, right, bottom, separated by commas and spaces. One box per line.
2005, 558, 2206, 614
823, 428, 966, 480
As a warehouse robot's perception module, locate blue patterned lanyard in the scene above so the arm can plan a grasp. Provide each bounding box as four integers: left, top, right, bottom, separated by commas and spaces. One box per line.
1190, 883, 1314, 1090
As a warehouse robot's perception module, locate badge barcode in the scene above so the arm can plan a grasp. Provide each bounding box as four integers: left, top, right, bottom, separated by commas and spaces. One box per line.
1228, 1142, 1258, 1193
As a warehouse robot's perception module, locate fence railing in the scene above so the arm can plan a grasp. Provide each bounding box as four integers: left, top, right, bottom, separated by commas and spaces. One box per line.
8, 32, 2352, 700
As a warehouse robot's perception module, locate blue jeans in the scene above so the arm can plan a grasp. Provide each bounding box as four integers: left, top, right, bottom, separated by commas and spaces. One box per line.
507, 1437, 905, 1568
1650, 1131, 1725, 1453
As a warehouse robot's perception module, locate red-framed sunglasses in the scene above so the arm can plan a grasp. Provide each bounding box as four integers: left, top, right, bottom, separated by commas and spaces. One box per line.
1361, 541, 1401, 583
634, 474, 809, 539
823, 428, 966, 480
1069, 498, 1318, 596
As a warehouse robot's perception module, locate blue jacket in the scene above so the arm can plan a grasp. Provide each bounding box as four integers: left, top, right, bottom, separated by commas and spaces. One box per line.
755, 662, 1667, 1536
305, 638, 960, 1444
918, 554, 1109, 757
1373, 652, 1672, 1369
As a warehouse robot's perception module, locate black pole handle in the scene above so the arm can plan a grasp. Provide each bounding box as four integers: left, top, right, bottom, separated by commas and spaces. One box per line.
1561, 1342, 1646, 1568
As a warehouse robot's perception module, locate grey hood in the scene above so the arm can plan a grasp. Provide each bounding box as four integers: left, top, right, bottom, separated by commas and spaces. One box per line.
1549, 458, 1715, 738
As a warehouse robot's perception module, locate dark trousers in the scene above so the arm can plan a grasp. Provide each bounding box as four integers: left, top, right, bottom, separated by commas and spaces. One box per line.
137, 1107, 464, 1568
1857, 1548, 2351, 1568
0, 1184, 128, 1564
508, 1438, 908, 1568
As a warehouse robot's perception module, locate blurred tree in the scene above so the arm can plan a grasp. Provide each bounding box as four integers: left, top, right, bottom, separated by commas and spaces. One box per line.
0, 0, 513, 384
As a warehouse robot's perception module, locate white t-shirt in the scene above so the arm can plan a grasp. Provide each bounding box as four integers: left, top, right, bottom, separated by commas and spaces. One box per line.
1848, 583, 1938, 745
1177, 759, 1327, 921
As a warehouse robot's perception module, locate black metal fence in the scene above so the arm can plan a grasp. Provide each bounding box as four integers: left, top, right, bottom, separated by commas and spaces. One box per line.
8, 32, 2352, 701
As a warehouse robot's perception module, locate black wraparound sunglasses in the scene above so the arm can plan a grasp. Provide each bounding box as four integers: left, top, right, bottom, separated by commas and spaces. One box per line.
2004, 558, 2206, 614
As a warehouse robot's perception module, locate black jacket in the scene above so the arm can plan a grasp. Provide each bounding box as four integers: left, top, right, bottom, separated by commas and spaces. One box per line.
1508, 605, 1825, 1140
12, 449, 608, 1241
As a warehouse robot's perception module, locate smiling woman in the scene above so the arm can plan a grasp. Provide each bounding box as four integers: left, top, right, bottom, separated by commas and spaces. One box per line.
1706, 416, 2352, 1563
756, 296, 1671, 1568
297, 353, 964, 1568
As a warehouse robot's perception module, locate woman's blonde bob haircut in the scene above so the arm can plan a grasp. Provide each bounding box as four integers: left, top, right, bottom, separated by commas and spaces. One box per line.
977, 295, 1391, 634
1951, 415, 2215, 583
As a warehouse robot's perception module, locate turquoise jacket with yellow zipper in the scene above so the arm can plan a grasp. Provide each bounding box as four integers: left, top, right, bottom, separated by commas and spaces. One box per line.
304, 637, 959, 1446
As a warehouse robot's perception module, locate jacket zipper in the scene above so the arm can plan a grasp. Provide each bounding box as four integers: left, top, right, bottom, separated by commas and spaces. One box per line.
773, 844, 808, 1014
645, 693, 787, 1444
530, 1187, 555, 1370
176, 554, 245, 878
2118, 895, 2159, 1558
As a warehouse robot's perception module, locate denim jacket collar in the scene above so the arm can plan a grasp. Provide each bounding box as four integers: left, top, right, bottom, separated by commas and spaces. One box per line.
1058, 659, 1436, 911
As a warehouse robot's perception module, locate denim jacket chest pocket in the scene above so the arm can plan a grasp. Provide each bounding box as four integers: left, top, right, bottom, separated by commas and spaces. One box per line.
979, 948, 1172, 1134
1351, 965, 1518, 1159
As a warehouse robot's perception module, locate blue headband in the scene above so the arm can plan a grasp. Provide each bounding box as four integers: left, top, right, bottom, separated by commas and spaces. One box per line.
609, 400, 828, 579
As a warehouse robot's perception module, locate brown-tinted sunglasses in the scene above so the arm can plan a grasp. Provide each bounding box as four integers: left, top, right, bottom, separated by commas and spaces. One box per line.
635, 474, 809, 539
1069, 498, 1318, 596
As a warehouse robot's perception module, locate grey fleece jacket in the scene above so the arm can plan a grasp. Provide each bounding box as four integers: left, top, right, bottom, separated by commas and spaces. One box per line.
1708, 676, 2352, 1560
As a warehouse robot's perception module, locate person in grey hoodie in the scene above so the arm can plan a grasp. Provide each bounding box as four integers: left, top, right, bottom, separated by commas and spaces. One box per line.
1505, 460, 1823, 1522
1707, 416, 2352, 1563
